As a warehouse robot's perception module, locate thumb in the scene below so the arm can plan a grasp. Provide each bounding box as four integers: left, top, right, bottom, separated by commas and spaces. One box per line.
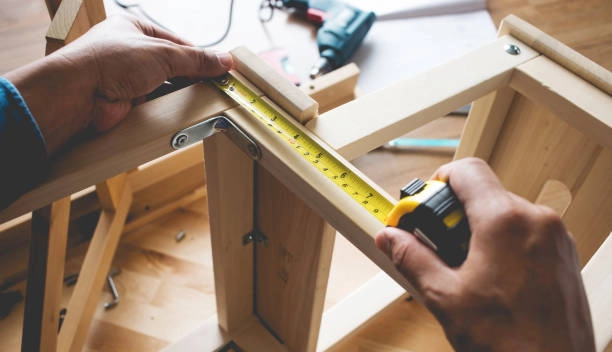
376, 227, 454, 294
166, 46, 234, 80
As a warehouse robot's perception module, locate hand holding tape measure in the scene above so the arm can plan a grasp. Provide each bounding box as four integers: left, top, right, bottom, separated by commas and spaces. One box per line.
385, 178, 471, 267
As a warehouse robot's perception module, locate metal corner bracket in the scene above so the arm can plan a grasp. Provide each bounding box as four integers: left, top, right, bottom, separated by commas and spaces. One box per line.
170, 116, 261, 160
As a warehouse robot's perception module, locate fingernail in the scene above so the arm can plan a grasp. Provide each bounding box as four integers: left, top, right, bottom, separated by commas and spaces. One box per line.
216, 52, 234, 70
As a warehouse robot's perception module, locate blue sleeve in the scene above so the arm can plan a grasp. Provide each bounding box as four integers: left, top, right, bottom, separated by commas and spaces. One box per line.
0, 77, 49, 209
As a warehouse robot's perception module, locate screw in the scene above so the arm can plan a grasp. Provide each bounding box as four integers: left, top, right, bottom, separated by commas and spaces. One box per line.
175, 230, 186, 242
172, 133, 188, 148
247, 144, 259, 159
504, 44, 521, 55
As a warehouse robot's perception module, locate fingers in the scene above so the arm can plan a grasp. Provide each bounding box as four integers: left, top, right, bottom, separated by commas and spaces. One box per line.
376, 227, 454, 295
431, 158, 509, 220
117, 14, 234, 79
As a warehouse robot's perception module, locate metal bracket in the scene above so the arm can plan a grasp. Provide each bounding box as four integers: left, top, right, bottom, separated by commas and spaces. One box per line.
171, 116, 261, 160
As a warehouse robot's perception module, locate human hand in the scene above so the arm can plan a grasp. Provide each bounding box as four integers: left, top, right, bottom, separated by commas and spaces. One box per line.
5, 14, 233, 155
376, 158, 595, 351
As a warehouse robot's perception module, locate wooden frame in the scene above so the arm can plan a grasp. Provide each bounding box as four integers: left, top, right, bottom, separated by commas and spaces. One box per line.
1, 1, 610, 350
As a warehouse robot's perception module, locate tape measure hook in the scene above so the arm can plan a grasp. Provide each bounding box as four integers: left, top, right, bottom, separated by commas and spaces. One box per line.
171, 116, 261, 160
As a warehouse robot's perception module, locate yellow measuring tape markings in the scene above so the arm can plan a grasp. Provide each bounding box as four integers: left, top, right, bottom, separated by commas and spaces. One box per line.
213, 73, 394, 223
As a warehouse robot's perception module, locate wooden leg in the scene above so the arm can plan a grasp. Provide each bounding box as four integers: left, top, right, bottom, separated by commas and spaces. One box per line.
204, 134, 255, 333
57, 176, 132, 351
22, 197, 71, 352
455, 86, 516, 160
256, 166, 336, 351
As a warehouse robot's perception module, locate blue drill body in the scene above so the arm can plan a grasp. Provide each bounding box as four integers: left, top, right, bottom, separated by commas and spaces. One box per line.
283, 0, 376, 78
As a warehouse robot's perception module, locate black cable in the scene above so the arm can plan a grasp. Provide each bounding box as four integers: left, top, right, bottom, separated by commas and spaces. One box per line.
112, 0, 235, 48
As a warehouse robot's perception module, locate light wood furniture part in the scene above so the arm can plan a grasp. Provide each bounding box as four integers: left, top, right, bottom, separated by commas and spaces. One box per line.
0, 0, 610, 351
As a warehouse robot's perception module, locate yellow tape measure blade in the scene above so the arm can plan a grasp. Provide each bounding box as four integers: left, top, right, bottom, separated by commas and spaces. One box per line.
212, 74, 394, 223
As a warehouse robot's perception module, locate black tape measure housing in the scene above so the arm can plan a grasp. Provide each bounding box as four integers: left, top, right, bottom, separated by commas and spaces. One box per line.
388, 179, 471, 266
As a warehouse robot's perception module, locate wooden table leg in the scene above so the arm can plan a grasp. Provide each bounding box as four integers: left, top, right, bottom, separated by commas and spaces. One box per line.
22, 197, 70, 352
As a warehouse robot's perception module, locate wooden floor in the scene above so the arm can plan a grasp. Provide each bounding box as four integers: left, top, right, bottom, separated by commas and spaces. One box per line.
1, 0, 611, 351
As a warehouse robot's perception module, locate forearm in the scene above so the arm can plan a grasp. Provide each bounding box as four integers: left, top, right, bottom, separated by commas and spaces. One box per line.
4, 52, 97, 156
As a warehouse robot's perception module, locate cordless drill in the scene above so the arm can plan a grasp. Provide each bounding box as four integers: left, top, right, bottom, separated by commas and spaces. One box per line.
282, 0, 376, 78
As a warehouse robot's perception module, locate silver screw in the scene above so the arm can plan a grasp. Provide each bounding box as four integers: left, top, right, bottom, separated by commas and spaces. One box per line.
173, 133, 188, 148
505, 44, 521, 55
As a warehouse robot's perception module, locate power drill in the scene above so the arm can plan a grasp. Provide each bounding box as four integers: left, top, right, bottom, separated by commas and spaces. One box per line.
282, 0, 376, 78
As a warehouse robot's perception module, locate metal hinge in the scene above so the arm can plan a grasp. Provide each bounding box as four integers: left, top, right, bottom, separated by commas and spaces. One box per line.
171, 116, 261, 160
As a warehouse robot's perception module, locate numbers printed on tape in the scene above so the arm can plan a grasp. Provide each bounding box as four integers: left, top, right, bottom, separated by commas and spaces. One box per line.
213, 74, 393, 223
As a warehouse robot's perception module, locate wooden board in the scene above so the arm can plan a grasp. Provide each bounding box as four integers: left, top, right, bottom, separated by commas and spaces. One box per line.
204, 134, 255, 333
307, 35, 538, 160
256, 166, 335, 351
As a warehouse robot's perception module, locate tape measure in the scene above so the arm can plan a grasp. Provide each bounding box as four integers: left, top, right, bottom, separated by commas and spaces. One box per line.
212, 73, 394, 222
212, 74, 470, 266
386, 179, 471, 266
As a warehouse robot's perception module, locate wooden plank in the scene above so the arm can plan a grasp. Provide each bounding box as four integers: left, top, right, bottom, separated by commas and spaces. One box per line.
123, 186, 206, 234
256, 166, 336, 351
510, 56, 612, 149
46, 0, 105, 45
499, 14, 612, 96
128, 143, 204, 193
306, 35, 539, 160
455, 86, 516, 160
231, 46, 319, 124
0, 83, 236, 223
21, 197, 70, 352
582, 233, 612, 352
303, 63, 359, 113
57, 183, 132, 352
160, 315, 288, 352
45, 0, 91, 54
204, 134, 254, 333
562, 147, 612, 265
96, 173, 127, 211
317, 272, 406, 351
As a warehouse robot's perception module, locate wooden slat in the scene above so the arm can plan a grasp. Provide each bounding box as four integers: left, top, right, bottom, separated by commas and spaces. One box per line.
256, 166, 336, 351
303, 63, 359, 113
561, 148, 612, 265
499, 14, 612, 96
204, 134, 254, 333
0, 83, 236, 223
45, 0, 105, 47
21, 197, 70, 352
455, 86, 516, 160
231, 46, 319, 124
128, 143, 204, 193
582, 232, 612, 352
306, 35, 539, 160
510, 56, 612, 149
160, 315, 288, 352
57, 183, 132, 352
317, 272, 406, 351
96, 173, 127, 211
